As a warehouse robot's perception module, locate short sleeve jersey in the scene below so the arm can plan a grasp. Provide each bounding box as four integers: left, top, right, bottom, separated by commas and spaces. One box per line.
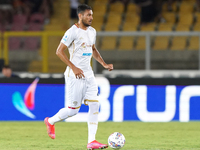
61, 24, 96, 78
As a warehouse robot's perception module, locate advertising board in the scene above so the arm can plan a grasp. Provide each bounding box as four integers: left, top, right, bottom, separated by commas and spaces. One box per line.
1, 77, 200, 122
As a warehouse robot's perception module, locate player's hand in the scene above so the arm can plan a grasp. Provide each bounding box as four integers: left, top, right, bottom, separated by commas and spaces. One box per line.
104, 64, 113, 71
72, 66, 85, 79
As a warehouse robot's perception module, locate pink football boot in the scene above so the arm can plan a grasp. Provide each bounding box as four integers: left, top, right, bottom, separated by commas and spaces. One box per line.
44, 117, 55, 139
87, 140, 108, 150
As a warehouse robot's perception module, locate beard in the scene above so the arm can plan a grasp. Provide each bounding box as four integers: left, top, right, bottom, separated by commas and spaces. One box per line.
82, 19, 91, 27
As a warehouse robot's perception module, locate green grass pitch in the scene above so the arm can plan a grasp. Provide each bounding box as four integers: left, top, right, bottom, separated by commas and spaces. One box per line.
0, 121, 200, 150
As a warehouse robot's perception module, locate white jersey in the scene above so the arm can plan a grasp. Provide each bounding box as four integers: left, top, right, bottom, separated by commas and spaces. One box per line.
61, 24, 96, 79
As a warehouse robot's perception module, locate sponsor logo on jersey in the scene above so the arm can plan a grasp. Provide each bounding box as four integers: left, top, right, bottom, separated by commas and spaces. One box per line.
81, 42, 92, 48
63, 35, 67, 42
81, 42, 86, 48
82, 53, 92, 56
73, 101, 78, 106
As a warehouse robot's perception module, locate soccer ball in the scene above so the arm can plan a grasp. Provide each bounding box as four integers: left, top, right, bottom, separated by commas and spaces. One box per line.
108, 132, 125, 149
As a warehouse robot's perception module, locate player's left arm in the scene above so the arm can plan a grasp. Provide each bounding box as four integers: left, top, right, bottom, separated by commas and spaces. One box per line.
92, 44, 113, 71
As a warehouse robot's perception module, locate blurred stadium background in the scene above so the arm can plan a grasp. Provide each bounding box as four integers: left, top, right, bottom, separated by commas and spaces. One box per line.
1, 0, 200, 121
0, 0, 200, 73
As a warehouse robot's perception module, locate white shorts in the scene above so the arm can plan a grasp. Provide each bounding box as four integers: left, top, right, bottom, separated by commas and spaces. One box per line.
65, 76, 99, 109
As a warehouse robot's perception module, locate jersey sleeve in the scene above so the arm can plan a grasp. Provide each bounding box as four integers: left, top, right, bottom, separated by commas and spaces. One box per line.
61, 27, 75, 47
93, 29, 96, 45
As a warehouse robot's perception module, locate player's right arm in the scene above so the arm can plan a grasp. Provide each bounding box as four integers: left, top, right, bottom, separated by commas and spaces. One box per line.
56, 42, 85, 79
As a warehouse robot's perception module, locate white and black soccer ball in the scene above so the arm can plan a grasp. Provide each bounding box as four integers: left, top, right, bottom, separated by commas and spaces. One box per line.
108, 132, 125, 149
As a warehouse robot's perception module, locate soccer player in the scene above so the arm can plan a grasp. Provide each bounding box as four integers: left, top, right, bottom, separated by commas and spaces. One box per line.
44, 4, 113, 150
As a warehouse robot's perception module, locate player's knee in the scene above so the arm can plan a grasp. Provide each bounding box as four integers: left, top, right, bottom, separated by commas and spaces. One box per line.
67, 108, 79, 117
88, 101, 99, 111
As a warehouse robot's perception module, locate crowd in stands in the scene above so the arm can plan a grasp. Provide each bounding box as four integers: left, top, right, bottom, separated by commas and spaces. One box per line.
0, 0, 54, 32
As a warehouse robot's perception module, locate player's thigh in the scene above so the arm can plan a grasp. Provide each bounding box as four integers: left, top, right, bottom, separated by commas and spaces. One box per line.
84, 77, 99, 105
65, 77, 85, 108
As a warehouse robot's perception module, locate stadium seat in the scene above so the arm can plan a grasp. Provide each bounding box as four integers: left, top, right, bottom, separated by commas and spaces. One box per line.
179, 1, 194, 13
175, 13, 193, 31
195, 13, 200, 24
123, 22, 138, 31
188, 37, 199, 50
122, 13, 139, 31
195, 13, 200, 27
12, 14, 27, 26
29, 13, 44, 24
109, 1, 124, 13
127, 3, 137, 13
170, 37, 187, 50
23, 23, 42, 50
158, 12, 176, 31
93, 13, 105, 23
10, 23, 24, 31
92, 13, 105, 31
153, 37, 170, 50
175, 24, 190, 31
93, 0, 107, 14
158, 23, 174, 31
193, 24, 200, 31
101, 37, 116, 50
9, 37, 21, 50
135, 37, 146, 50
162, 12, 176, 23
28, 23, 43, 31
178, 13, 194, 25
118, 37, 134, 50
104, 23, 120, 31
140, 23, 157, 31
92, 22, 103, 31
23, 37, 40, 50
124, 13, 140, 25
94, 0, 108, 4
105, 13, 122, 31
9, 23, 24, 50
0, 24, 5, 32
93, 4, 107, 15
106, 13, 122, 24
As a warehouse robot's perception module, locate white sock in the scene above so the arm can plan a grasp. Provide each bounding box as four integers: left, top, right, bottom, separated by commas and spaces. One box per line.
88, 134, 95, 143
48, 107, 79, 125
87, 101, 99, 143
